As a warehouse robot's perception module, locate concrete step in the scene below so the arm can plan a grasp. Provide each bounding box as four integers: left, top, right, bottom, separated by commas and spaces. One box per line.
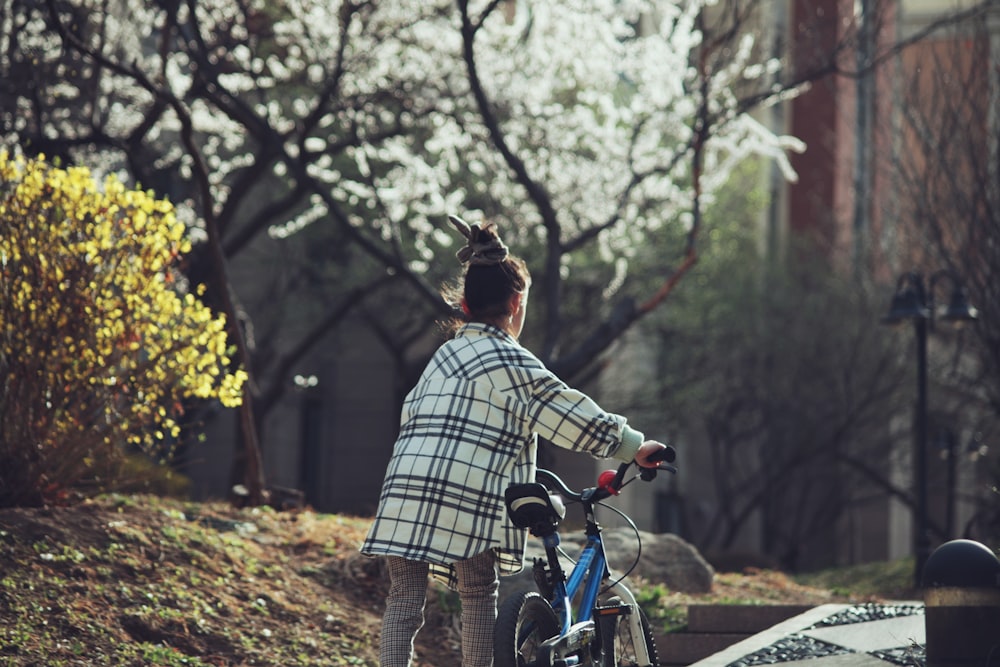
655, 631, 750, 666
653, 604, 815, 666
687, 604, 814, 634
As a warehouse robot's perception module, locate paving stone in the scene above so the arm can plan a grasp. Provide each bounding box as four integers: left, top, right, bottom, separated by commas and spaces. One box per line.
687, 603, 927, 667
770, 653, 893, 666
802, 614, 925, 653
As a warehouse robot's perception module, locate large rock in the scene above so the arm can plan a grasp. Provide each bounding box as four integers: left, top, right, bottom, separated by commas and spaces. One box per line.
499, 530, 713, 602
600, 528, 714, 594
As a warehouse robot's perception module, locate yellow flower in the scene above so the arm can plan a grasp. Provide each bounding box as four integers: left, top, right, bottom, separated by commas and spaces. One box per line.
0, 151, 246, 492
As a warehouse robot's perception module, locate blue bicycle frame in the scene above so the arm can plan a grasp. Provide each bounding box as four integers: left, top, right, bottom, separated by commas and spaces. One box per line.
541, 513, 607, 632
529, 467, 653, 666
502, 450, 676, 667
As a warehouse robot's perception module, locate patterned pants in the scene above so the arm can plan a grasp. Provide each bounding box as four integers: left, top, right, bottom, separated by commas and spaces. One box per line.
380, 550, 498, 667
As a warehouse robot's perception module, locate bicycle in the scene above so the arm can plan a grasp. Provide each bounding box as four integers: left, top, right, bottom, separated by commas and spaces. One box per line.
494, 446, 678, 667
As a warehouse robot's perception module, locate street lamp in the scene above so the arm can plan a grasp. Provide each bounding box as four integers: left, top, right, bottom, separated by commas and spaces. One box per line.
882, 270, 978, 588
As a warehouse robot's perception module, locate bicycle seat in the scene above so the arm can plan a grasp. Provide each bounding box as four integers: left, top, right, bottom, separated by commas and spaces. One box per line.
504, 483, 566, 536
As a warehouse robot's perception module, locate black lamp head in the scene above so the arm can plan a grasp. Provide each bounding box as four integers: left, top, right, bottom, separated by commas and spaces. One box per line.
940, 285, 979, 323
882, 284, 929, 324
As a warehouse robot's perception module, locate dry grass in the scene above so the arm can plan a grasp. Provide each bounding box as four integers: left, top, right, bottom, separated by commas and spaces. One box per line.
0, 494, 909, 666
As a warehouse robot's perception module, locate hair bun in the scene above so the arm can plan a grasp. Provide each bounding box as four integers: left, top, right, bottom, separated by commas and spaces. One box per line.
448, 214, 509, 265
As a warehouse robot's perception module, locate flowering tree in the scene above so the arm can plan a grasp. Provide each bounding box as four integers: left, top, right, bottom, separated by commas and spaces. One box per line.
0, 151, 246, 506
3, 0, 823, 500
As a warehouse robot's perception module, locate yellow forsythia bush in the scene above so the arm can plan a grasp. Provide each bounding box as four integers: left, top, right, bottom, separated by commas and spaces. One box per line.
0, 150, 247, 506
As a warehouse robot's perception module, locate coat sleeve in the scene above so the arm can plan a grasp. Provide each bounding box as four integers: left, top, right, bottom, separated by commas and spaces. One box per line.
520, 365, 644, 463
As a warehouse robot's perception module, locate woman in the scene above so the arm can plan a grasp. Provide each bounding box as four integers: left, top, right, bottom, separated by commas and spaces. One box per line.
361, 214, 667, 667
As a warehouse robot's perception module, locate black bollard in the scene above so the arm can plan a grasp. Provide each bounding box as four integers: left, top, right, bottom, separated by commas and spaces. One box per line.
923, 539, 1000, 667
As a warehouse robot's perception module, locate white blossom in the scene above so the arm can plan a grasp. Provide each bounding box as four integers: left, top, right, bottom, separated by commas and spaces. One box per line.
3, 0, 804, 292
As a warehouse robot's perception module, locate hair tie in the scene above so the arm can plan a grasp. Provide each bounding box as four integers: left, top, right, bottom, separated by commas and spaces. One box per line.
448, 214, 509, 266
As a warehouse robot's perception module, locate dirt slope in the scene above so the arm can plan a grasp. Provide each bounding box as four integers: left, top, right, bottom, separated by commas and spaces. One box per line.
0, 494, 863, 666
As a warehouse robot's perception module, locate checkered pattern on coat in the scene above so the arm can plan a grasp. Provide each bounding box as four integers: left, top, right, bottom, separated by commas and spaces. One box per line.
360, 323, 644, 589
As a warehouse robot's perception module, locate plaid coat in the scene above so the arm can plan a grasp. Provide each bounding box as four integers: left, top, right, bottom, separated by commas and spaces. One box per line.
360, 323, 644, 589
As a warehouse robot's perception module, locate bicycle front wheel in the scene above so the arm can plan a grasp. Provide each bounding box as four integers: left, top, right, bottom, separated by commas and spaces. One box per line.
598, 597, 658, 667
494, 590, 561, 667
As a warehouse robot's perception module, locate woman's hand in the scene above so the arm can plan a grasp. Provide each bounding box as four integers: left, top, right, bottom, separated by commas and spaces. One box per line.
634, 440, 671, 469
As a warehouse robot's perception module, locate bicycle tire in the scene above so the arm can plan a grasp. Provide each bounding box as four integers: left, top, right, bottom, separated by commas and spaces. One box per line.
494, 590, 561, 667
598, 596, 658, 667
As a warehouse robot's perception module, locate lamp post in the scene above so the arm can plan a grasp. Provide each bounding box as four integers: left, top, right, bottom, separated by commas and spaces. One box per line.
882, 270, 978, 587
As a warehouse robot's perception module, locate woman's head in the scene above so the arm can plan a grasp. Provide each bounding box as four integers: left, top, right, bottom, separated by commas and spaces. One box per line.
446, 215, 530, 336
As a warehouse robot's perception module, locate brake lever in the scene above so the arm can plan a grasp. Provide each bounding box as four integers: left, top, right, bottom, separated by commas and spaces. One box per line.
639, 462, 677, 481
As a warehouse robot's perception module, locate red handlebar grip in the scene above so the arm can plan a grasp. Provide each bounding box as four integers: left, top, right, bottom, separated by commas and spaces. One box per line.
597, 469, 621, 495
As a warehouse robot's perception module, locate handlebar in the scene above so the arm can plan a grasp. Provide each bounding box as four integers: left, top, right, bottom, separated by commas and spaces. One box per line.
536, 468, 582, 501
604, 444, 677, 493
535, 445, 677, 504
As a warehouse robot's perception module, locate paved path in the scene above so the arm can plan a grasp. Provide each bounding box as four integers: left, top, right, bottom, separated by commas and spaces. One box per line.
689, 603, 925, 667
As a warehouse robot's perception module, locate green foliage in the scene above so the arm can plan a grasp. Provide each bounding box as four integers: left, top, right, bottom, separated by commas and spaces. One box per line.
666, 248, 907, 565
0, 151, 247, 507
621, 159, 911, 569
632, 582, 689, 632
794, 558, 917, 600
